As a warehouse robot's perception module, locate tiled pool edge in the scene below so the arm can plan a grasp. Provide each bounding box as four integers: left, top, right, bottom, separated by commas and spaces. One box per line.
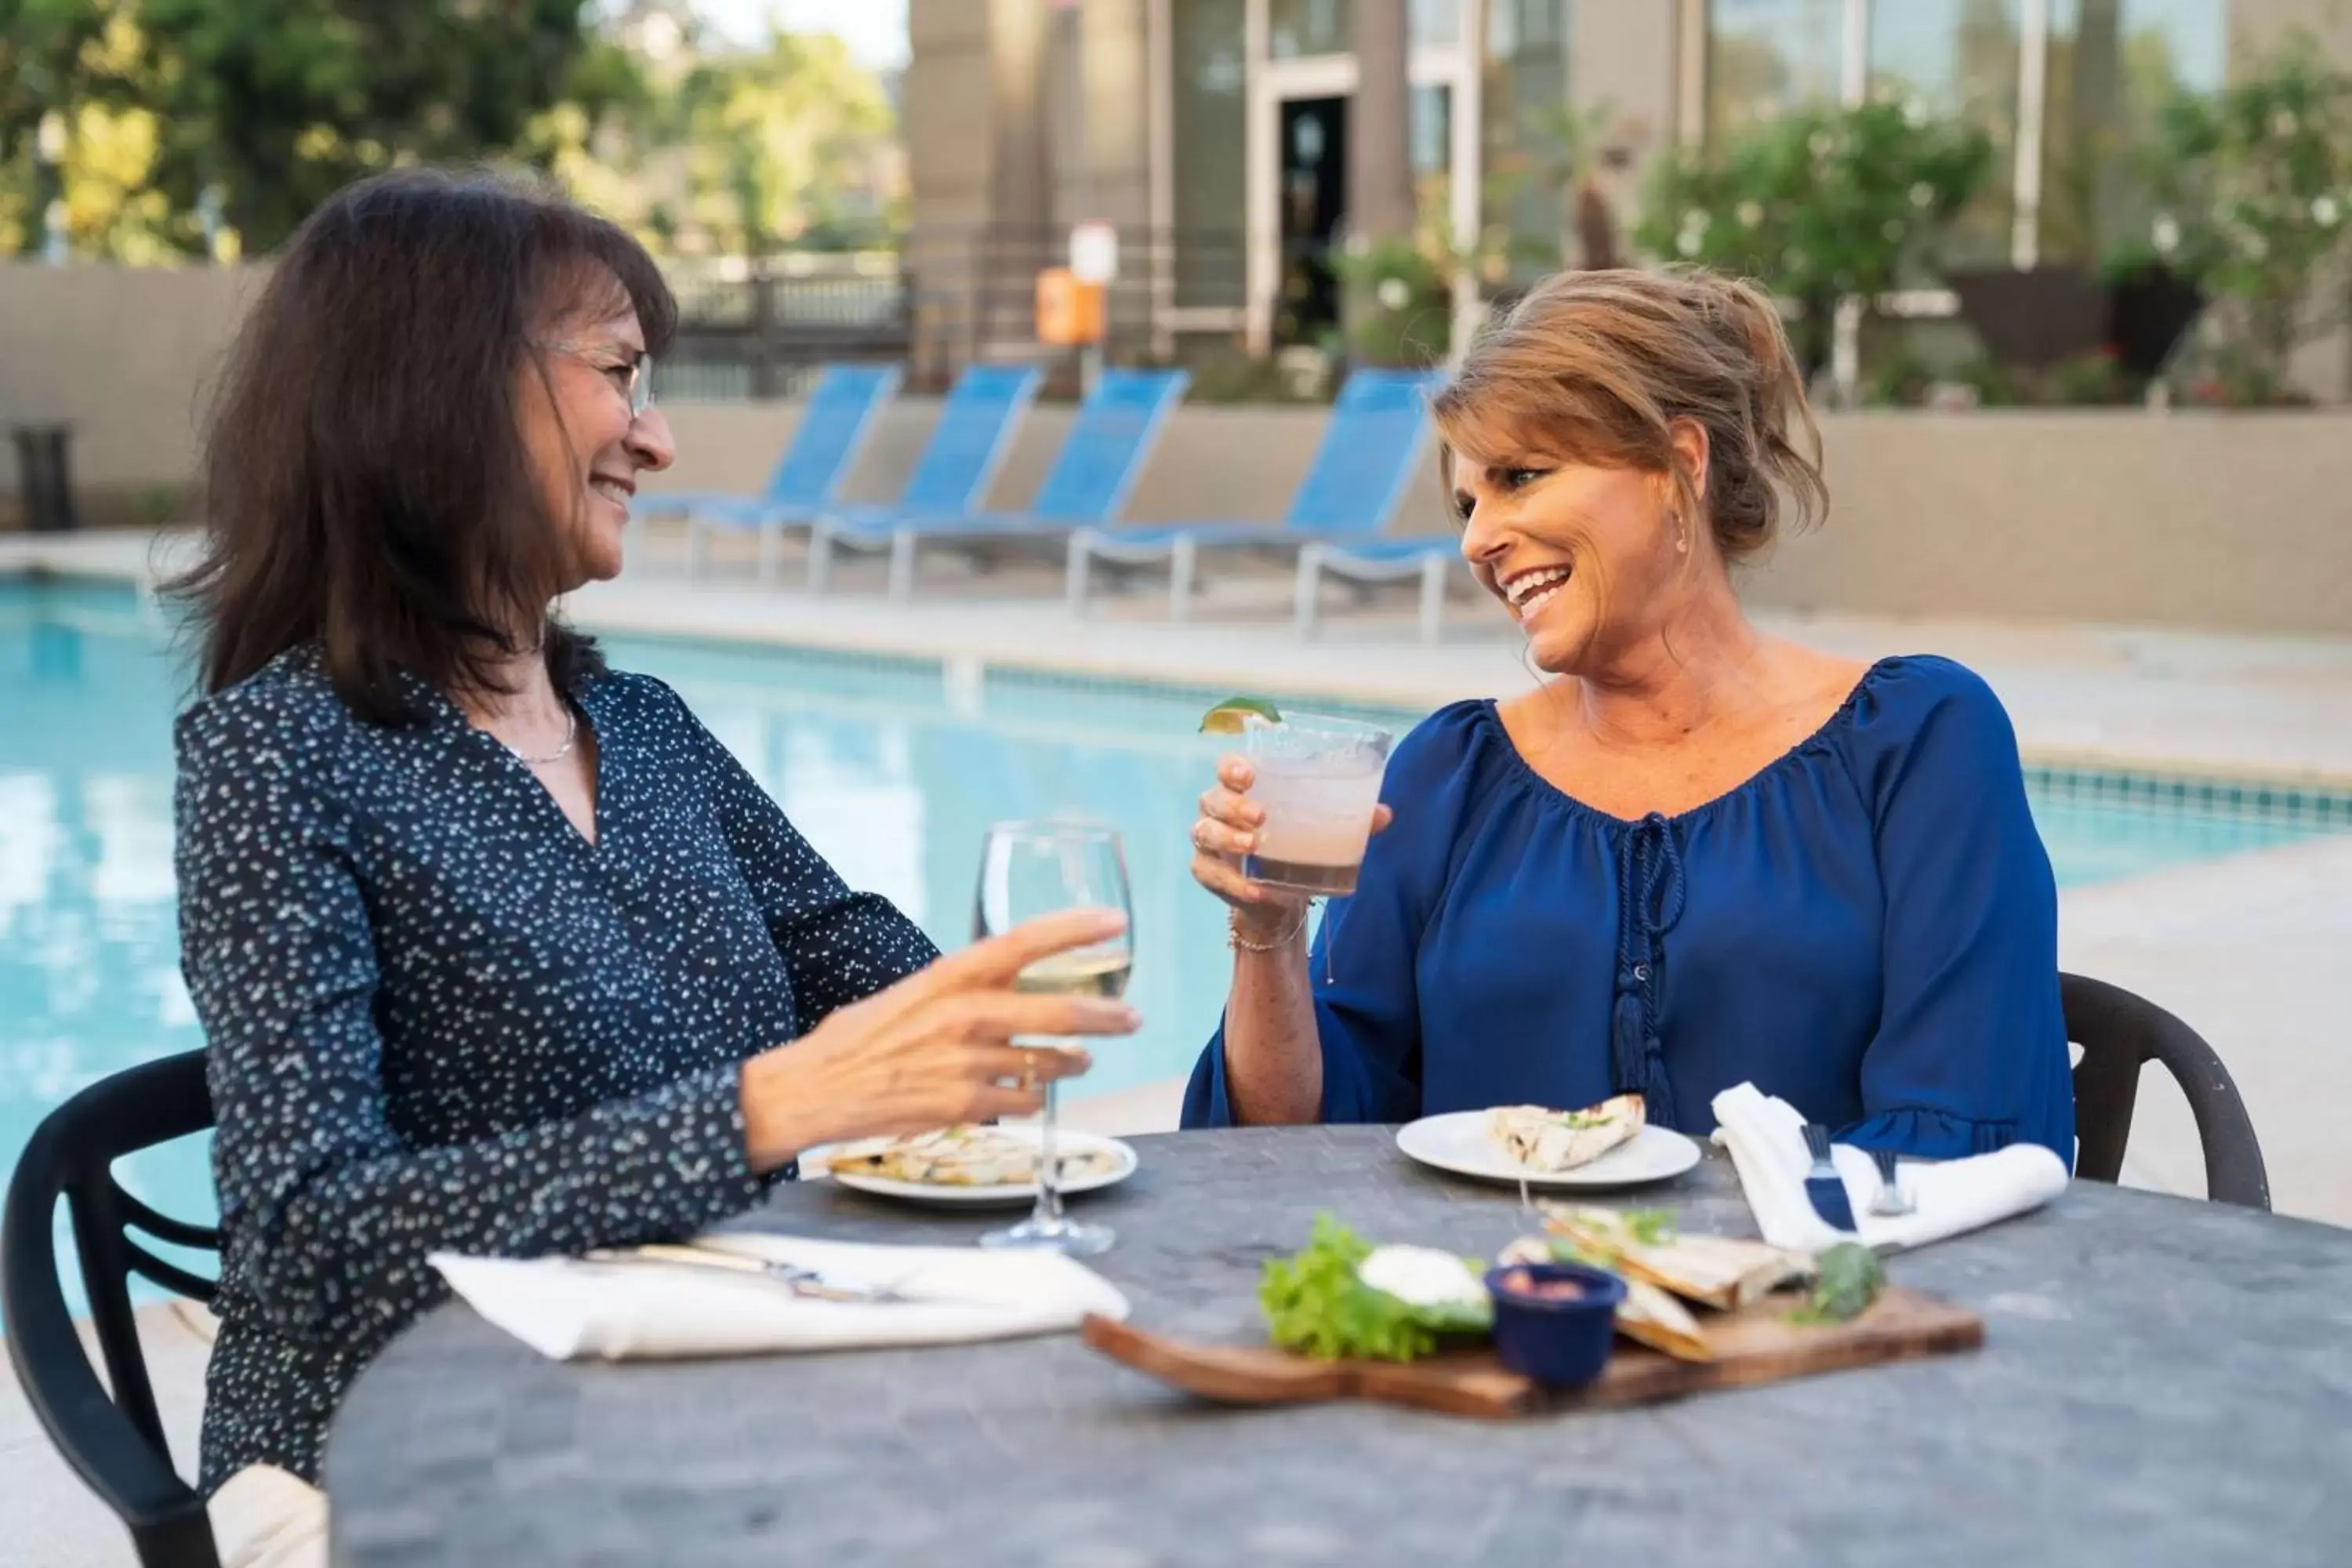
2021, 760, 2352, 830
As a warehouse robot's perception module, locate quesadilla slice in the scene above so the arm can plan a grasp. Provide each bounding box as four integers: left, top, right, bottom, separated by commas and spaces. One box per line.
822, 1125, 1115, 1187
1541, 1204, 1813, 1312
1486, 1094, 1646, 1172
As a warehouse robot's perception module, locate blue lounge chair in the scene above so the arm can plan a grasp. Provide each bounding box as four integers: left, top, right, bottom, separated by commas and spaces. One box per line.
1293, 532, 1463, 644
1063, 369, 1445, 624
631, 364, 898, 581
808, 367, 1191, 601
683, 364, 1041, 583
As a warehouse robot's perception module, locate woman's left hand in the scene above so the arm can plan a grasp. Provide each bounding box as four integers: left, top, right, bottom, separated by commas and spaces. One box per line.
735, 908, 1140, 1170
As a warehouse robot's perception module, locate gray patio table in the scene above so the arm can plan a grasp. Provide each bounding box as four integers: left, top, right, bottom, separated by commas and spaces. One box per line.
325, 1126, 2352, 1566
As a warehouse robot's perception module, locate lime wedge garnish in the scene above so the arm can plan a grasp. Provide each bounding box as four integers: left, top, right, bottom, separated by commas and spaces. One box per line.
1198, 695, 1282, 735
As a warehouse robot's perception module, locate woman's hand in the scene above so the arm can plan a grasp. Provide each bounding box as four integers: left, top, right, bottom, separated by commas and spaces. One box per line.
1189, 756, 1392, 943
738, 908, 1139, 1171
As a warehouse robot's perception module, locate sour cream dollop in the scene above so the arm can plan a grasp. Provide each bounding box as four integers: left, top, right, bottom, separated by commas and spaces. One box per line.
1356, 1244, 1487, 1311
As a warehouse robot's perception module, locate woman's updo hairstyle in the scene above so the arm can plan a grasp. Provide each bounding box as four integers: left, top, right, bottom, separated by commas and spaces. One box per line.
1432, 267, 1828, 563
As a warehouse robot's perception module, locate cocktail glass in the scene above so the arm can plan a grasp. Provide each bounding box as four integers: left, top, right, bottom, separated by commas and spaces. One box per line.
1240, 713, 1394, 897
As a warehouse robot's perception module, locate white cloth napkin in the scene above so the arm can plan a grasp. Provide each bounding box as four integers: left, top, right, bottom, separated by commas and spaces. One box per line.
430, 1232, 1130, 1362
1709, 1082, 2071, 1254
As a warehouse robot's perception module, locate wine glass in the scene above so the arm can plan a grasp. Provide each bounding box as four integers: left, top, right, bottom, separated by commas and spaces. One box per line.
974, 818, 1134, 1255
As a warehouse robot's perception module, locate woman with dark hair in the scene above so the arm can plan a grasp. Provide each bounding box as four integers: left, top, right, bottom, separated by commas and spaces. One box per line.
169, 169, 1135, 1543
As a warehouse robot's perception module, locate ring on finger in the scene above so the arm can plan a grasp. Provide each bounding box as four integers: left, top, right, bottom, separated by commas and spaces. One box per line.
1019, 1050, 1040, 1093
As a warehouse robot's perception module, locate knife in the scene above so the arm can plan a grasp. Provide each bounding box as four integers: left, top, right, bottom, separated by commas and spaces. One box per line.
580, 1244, 916, 1303
1801, 1123, 1858, 1232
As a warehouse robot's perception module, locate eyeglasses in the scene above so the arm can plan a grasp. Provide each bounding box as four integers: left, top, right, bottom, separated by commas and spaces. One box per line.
538, 340, 655, 419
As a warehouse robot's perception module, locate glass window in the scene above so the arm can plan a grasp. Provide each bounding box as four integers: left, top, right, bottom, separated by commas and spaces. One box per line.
1481, 0, 1573, 289
2038, 0, 2227, 263
1413, 82, 1454, 235
1271, 0, 1455, 57
1867, 0, 2024, 267
1413, 0, 1464, 49
1172, 0, 1248, 307
1705, 0, 1846, 143
1271, 0, 1352, 59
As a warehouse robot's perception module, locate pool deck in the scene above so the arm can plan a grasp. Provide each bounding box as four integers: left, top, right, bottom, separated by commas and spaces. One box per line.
7, 526, 2352, 1565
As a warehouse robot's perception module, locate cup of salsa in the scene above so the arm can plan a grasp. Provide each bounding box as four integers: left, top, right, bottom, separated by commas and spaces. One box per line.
1483, 1261, 1627, 1388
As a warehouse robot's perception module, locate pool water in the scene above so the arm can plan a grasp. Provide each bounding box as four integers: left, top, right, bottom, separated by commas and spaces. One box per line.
0, 576, 2335, 1306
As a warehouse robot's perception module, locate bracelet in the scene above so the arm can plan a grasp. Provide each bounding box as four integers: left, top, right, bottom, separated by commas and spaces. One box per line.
1229, 902, 1311, 953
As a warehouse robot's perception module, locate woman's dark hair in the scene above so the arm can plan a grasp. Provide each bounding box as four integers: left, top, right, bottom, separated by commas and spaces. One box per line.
165, 166, 677, 723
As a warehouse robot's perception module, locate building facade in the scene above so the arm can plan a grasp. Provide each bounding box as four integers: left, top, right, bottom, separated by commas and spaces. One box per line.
905, 0, 2352, 383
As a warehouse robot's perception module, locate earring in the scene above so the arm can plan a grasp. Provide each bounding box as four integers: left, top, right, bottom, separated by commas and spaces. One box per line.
1672, 514, 1690, 554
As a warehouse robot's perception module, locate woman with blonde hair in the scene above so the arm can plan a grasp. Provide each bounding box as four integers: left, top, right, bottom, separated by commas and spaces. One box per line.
1184, 267, 2074, 1159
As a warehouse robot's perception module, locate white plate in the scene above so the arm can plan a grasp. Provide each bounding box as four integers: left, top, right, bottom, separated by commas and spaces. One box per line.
807, 1127, 1139, 1209
1395, 1111, 1702, 1190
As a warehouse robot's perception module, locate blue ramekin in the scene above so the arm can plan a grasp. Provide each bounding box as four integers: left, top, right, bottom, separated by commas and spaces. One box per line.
1483, 1261, 1628, 1388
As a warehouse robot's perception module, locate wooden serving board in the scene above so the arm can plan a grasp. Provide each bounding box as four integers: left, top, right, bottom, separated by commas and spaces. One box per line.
1081, 1287, 1982, 1419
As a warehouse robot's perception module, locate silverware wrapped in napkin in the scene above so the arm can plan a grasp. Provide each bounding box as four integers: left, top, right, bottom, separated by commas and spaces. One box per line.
430, 1232, 1130, 1362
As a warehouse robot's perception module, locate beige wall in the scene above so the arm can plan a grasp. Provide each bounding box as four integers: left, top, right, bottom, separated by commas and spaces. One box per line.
1763, 411, 2352, 631
2231, 0, 2352, 60
0, 262, 263, 496
647, 397, 1453, 531
1058, 0, 1153, 230
905, 0, 999, 233
647, 399, 2352, 636
1576, 0, 1683, 180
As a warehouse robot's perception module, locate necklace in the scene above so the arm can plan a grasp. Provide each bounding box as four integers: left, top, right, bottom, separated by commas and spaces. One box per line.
505, 707, 579, 767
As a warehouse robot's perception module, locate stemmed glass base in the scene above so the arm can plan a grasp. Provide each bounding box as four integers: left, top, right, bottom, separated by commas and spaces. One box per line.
979, 1071, 1115, 1255
979, 1214, 1116, 1255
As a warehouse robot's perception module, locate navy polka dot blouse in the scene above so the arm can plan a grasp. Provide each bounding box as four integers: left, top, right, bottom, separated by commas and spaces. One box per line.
174, 645, 938, 1491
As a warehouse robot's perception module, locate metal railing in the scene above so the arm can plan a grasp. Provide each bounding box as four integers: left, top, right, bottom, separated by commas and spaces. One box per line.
662, 251, 911, 401
658, 225, 1253, 401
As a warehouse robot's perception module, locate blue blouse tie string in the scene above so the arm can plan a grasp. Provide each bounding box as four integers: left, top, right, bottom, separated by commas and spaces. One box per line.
1610, 812, 1687, 1127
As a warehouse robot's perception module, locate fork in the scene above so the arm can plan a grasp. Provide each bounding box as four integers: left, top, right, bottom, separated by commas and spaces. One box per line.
1867, 1147, 1917, 1218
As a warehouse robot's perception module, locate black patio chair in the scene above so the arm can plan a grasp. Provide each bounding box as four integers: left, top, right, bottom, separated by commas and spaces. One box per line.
2, 1048, 222, 1567
2064, 972, 2270, 1210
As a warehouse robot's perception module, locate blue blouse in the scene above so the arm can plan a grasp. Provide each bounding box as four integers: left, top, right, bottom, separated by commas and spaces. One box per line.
176, 647, 937, 1490
1182, 655, 2075, 1160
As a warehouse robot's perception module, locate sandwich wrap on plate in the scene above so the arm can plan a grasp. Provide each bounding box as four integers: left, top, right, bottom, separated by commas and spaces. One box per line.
1486, 1094, 1646, 1172
823, 1126, 1116, 1187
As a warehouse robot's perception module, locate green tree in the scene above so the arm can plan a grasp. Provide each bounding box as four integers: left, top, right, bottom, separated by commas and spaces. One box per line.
0, 0, 630, 257
0, 1, 108, 252
0, 12, 198, 261
673, 28, 902, 256
1634, 98, 1993, 381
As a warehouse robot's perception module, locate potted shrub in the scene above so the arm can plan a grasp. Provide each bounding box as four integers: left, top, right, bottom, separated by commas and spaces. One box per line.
2099, 252, 2207, 381
2131, 37, 2352, 402
1332, 232, 1470, 368
1940, 256, 2205, 383
1634, 98, 1992, 388
1943, 263, 2109, 368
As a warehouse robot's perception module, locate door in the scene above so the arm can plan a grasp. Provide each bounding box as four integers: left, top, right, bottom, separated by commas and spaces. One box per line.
1275, 94, 1348, 347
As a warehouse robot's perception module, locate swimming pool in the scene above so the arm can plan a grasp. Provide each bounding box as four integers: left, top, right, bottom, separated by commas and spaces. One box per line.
2, 574, 2343, 1305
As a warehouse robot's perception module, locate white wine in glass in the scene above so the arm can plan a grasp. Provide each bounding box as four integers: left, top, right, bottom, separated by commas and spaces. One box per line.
1012, 949, 1134, 1000
974, 819, 1134, 1254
